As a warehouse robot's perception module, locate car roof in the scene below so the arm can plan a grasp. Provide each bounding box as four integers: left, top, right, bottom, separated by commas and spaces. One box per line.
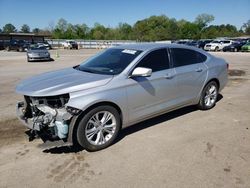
113, 42, 207, 52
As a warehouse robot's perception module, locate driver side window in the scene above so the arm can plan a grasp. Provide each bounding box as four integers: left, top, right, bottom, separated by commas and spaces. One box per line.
135, 49, 170, 72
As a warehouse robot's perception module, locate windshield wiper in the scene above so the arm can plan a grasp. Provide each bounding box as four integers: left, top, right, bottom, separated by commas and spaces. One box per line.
81, 69, 97, 73
74, 66, 97, 74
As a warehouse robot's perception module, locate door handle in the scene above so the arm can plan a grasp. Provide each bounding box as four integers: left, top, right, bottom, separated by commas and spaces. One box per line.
195, 68, 203, 72
164, 74, 174, 79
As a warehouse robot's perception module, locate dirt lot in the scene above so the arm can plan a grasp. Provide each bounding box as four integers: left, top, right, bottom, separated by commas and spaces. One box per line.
0, 49, 249, 188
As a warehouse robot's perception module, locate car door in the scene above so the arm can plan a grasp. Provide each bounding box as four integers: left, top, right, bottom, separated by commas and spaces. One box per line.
126, 48, 177, 123
170, 48, 208, 104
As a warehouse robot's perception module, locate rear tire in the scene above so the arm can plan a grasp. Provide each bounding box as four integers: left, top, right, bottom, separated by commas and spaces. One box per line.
197, 81, 218, 110
75, 105, 121, 151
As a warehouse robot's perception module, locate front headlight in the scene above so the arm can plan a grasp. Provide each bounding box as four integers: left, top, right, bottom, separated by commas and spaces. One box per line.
66, 106, 81, 115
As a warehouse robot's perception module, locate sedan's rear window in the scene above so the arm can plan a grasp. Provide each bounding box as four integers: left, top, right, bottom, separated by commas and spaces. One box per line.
171, 48, 207, 67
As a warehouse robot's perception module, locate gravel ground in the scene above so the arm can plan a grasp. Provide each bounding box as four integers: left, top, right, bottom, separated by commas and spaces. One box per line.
0, 49, 249, 188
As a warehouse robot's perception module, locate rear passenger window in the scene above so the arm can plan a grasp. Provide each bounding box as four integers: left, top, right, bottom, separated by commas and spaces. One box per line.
171, 48, 207, 67
136, 49, 170, 72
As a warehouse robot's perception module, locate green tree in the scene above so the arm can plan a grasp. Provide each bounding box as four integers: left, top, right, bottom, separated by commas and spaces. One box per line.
32, 28, 41, 34
74, 24, 89, 39
64, 24, 77, 39
116, 23, 133, 40
20, 24, 30, 33
91, 23, 107, 40
133, 15, 178, 41
49, 15, 241, 40
179, 22, 200, 39
195, 14, 215, 29
104, 27, 118, 40
242, 20, 250, 35
53, 18, 68, 38
201, 24, 239, 38
2, 23, 17, 33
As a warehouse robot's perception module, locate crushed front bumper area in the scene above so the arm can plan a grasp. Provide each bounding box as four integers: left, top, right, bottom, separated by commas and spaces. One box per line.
16, 101, 41, 131
16, 98, 73, 143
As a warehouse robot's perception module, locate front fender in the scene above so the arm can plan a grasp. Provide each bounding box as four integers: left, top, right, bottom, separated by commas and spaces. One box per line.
67, 86, 128, 125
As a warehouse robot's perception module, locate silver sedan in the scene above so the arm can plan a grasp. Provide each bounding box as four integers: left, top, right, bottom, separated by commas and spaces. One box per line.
16, 43, 228, 151
27, 45, 51, 62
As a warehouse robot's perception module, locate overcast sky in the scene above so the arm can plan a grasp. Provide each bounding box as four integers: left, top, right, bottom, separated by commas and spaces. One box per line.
0, 0, 249, 30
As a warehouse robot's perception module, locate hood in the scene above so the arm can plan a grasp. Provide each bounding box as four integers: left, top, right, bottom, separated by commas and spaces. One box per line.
16, 68, 113, 96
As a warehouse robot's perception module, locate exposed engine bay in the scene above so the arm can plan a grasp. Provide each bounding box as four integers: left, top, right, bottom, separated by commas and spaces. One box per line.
16, 94, 79, 142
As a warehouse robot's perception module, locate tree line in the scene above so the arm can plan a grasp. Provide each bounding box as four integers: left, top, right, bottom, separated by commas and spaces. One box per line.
1, 14, 250, 41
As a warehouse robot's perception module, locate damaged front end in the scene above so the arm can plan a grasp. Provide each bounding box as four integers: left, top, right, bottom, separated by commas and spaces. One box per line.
16, 94, 80, 143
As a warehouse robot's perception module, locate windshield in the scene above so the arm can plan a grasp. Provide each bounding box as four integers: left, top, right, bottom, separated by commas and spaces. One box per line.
29, 44, 46, 50
77, 48, 142, 75
212, 41, 220, 43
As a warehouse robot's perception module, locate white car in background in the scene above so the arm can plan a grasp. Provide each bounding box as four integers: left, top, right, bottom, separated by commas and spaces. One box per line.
204, 40, 233, 51
62, 40, 78, 49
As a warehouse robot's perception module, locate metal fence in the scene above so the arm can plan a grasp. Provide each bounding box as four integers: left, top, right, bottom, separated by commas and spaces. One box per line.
47, 39, 137, 49
46, 39, 172, 49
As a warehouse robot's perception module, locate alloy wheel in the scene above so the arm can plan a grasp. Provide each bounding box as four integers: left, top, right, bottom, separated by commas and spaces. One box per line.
204, 84, 217, 107
85, 111, 117, 146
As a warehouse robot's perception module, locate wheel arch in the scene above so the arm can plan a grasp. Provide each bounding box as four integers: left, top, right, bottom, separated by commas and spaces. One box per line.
205, 78, 220, 90
67, 101, 123, 146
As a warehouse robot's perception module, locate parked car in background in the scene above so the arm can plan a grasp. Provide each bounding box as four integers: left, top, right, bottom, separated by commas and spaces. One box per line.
5, 39, 30, 52
27, 44, 51, 62
16, 43, 228, 151
62, 40, 78, 49
222, 41, 246, 52
196, 40, 213, 49
176, 40, 213, 50
241, 42, 250, 52
204, 40, 233, 51
186, 40, 198, 47
37, 41, 52, 50
174, 40, 190, 45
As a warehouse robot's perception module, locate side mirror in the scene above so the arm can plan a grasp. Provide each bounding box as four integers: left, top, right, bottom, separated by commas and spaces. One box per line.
130, 67, 152, 77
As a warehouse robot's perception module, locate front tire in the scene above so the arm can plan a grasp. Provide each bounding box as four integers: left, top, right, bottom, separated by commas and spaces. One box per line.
76, 105, 121, 151
197, 81, 218, 110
